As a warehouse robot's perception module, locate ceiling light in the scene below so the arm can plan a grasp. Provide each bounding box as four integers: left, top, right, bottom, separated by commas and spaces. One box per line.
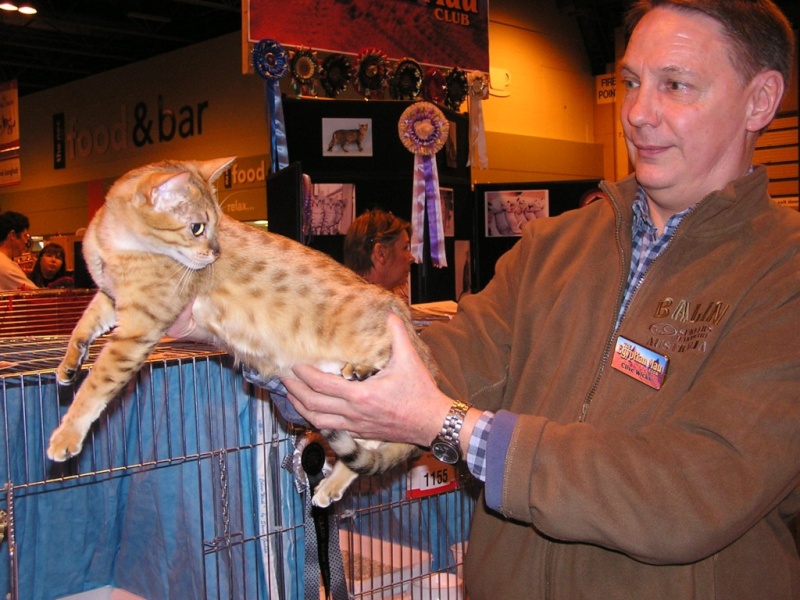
18, 4, 36, 14
0, 3, 19, 11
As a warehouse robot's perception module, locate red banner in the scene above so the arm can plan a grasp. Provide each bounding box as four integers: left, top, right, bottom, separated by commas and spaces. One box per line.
247, 0, 489, 72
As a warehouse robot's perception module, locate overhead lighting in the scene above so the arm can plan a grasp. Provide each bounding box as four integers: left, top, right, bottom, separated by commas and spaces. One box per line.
0, 2, 36, 13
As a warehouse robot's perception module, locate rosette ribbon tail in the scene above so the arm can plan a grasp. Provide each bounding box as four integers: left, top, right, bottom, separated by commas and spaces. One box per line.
412, 154, 448, 268
266, 80, 289, 173
467, 72, 489, 169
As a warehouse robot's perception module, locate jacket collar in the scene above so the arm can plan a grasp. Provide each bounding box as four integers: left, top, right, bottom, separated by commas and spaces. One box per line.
601, 166, 770, 238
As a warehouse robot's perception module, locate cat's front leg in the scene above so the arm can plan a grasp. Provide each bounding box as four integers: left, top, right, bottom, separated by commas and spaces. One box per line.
48, 318, 168, 461
57, 292, 117, 385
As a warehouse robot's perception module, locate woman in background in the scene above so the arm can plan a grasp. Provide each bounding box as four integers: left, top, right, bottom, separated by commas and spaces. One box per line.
344, 209, 413, 300
29, 243, 74, 288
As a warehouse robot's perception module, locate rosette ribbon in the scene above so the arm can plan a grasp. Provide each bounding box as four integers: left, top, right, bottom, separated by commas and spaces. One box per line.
252, 39, 289, 173
398, 102, 450, 268
467, 71, 489, 169
290, 47, 319, 97
353, 47, 388, 99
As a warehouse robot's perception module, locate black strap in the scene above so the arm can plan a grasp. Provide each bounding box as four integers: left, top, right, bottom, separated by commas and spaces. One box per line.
301, 442, 348, 600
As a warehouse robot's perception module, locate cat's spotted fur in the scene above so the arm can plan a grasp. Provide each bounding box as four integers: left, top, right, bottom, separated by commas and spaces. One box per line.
47, 157, 438, 507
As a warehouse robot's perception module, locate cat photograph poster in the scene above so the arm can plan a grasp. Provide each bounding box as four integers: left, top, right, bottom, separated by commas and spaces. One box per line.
485, 189, 550, 237
309, 182, 356, 235
322, 118, 373, 157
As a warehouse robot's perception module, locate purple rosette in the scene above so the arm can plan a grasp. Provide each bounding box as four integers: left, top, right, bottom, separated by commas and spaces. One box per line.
398, 102, 450, 268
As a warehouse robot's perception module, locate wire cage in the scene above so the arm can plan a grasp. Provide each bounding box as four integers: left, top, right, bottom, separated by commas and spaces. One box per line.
0, 289, 96, 338
0, 332, 478, 600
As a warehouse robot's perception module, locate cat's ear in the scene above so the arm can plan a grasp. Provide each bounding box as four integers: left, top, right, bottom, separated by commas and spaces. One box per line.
146, 172, 193, 211
200, 157, 236, 184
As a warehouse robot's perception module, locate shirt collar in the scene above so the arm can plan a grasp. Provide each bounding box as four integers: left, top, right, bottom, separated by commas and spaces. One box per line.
631, 186, 695, 237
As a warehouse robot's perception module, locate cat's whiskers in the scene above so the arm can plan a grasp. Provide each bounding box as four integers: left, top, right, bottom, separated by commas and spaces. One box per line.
167, 261, 194, 301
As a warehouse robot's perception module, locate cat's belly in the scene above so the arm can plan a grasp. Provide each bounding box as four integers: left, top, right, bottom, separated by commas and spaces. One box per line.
191, 297, 348, 377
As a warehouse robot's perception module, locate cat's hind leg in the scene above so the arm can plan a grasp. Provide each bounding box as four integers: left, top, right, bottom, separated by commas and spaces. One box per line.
341, 362, 379, 381
312, 461, 358, 508
57, 292, 118, 385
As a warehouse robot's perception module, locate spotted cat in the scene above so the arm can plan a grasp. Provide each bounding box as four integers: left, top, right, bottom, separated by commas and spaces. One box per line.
47, 157, 437, 507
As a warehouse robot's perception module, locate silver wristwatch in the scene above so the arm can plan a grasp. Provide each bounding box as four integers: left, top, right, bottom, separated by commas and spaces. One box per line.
430, 399, 471, 464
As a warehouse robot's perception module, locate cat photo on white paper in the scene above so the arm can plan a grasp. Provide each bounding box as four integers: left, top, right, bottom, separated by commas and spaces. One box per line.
485, 189, 549, 237
322, 118, 373, 157
310, 183, 356, 235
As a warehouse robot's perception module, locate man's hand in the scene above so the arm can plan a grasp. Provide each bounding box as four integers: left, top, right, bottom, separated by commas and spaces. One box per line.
165, 300, 215, 343
283, 312, 454, 448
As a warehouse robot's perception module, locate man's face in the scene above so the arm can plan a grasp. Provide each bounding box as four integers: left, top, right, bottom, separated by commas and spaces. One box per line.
620, 7, 760, 219
10, 229, 31, 258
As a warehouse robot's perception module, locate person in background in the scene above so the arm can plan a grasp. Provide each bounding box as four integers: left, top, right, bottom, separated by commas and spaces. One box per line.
29, 243, 74, 289
343, 209, 413, 300
282, 1, 800, 598
0, 211, 37, 290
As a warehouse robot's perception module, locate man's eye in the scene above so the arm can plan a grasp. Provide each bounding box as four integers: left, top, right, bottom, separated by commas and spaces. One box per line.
190, 223, 205, 237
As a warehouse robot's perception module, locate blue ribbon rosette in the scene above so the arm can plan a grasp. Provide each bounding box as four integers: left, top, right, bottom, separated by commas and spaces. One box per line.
398, 101, 450, 268
252, 39, 289, 173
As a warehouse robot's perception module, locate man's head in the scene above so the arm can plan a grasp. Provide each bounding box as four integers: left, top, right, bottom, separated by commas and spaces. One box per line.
626, 0, 794, 90
0, 211, 32, 258
619, 0, 793, 221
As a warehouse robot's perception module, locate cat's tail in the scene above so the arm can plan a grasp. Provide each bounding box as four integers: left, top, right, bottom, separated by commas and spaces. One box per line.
322, 429, 419, 476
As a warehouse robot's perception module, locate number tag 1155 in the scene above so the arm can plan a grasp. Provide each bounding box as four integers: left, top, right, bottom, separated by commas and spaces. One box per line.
406, 451, 460, 499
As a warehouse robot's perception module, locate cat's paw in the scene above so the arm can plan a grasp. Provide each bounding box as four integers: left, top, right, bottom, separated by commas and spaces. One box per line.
312, 478, 343, 508
47, 423, 86, 462
56, 361, 79, 385
341, 363, 378, 381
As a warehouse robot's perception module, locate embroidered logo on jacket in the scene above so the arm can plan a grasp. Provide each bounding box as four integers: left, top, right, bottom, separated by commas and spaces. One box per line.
646, 298, 731, 354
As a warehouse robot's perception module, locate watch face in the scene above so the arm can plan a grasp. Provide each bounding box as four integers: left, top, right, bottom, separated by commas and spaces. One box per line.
432, 440, 460, 464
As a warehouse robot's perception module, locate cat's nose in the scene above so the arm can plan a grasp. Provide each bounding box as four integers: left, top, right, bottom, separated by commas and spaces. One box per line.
209, 240, 221, 257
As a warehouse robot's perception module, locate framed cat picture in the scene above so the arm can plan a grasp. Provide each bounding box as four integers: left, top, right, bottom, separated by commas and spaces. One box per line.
322, 118, 373, 157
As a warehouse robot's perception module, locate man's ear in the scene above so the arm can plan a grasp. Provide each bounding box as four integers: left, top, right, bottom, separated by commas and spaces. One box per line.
746, 70, 784, 133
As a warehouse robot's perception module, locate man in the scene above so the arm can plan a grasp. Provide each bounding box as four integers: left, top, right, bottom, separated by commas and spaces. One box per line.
283, 1, 799, 597
0, 211, 37, 290
343, 209, 414, 298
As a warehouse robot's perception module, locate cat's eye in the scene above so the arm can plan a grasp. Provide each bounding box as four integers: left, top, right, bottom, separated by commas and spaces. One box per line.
190, 223, 205, 237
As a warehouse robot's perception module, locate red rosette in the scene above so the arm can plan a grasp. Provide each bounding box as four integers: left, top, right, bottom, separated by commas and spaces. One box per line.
421, 68, 448, 106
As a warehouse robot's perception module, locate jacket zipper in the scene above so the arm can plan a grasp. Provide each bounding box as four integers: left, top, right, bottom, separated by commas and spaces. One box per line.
576, 193, 693, 424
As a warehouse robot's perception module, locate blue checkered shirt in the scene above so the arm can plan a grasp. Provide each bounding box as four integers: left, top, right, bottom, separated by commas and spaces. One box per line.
464, 186, 693, 481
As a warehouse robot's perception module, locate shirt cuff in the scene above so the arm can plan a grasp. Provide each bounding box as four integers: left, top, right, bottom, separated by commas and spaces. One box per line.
484, 409, 518, 512
466, 410, 494, 481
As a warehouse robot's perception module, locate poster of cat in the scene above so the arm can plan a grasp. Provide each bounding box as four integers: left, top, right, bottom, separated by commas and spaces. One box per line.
322, 118, 373, 157
484, 189, 549, 237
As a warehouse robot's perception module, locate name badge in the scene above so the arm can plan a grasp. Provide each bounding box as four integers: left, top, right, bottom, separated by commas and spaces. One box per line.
611, 336, 669, 390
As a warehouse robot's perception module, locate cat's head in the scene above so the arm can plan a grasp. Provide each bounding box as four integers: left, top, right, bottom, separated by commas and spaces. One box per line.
105, 157, 234, 270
